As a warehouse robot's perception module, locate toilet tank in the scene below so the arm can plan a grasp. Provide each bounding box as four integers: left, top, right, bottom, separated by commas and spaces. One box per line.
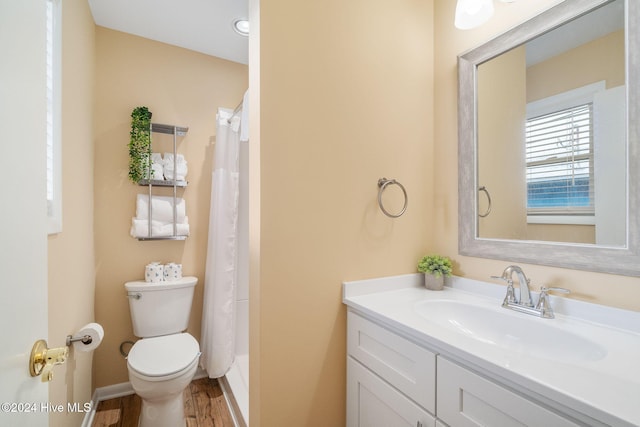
125, 276, 198, 338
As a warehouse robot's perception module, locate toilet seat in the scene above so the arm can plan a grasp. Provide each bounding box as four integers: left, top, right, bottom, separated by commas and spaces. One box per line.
128, 333, 200, 379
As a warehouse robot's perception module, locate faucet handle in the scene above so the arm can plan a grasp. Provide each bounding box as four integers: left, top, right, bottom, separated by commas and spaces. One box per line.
502, 282, 517, 306
535, 286, 570, 318
493, 275, 518, 305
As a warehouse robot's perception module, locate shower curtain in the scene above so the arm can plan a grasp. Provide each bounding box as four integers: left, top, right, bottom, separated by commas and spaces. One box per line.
200, 108, 241, 378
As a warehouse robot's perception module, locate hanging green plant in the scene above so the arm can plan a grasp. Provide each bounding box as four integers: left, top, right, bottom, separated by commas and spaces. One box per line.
128, 106, 152, 183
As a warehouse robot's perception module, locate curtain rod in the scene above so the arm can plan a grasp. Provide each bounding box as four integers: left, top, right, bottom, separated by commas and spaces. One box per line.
232, 101, 243, 115
227, 101, 243, 124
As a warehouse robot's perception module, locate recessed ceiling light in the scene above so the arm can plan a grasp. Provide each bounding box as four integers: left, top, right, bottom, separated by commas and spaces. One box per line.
233, 19, 249, 36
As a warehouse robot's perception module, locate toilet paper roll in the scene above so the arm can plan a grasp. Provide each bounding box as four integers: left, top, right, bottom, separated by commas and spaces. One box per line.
145, 263, 164, 283
72, 323, 104, 352
163, 263, 182, 281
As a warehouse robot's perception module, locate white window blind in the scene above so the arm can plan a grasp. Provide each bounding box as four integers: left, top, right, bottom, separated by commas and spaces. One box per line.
525, 103, 594, 215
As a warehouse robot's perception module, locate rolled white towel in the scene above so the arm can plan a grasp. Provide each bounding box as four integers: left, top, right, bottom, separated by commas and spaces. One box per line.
162, 174, 186, 181
151, 163, 164, 180
163, 153, 186, 165
136, 194, 187, 223
130, 218, 190, 238
164, 162, 188, 181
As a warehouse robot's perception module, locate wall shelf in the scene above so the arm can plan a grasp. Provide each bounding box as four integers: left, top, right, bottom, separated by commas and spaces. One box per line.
137, 235, 187, 242
138, 179, 188, 188
151, 123, 188, 136
134, 121, 189, 241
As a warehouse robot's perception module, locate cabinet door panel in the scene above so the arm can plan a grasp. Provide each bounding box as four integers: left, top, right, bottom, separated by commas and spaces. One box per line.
347, 357, 436, 427
348, 311, 436, 413
437, 357, 580, 427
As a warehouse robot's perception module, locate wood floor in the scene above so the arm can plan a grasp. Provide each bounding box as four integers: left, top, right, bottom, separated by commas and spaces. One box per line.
91, 377, 235, 427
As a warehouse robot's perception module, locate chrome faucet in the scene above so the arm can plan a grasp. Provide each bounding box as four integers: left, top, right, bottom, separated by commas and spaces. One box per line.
491, 265, 570, 318
492, 265, 533, 307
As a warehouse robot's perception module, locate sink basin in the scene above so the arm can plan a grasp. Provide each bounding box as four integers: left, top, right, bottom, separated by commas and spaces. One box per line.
414, 300, 607, 362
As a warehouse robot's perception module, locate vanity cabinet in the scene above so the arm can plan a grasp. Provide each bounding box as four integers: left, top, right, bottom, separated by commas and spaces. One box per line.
347, 358, 435, 427
347, 311, 436, 427
347, 310, 585, 427
437, 357, 580, 427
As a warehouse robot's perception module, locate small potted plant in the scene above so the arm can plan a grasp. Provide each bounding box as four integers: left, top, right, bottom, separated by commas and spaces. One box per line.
128, 106, 152, 183
417, 254, 452, 290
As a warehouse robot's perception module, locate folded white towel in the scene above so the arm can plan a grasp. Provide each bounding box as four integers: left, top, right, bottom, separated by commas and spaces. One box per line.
150, 163, 164, 180
151, 152, 163, 164
136, 194, 187, 223
130, 219, 190, 238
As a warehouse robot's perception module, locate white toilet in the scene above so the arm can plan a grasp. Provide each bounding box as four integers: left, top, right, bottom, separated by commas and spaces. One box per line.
125, 277, 200, 427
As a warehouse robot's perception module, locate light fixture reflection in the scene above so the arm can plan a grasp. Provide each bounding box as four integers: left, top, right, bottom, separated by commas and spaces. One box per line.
455, 0, 495, 30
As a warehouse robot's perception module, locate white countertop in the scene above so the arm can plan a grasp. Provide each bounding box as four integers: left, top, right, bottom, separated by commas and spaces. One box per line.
343, 274, 640, 427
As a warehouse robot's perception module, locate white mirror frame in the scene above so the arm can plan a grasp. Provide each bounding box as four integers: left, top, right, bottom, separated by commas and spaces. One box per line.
458, 0, 640, 276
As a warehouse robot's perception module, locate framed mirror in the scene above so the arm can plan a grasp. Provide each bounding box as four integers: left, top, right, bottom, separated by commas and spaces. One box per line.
458, 0, 640, 276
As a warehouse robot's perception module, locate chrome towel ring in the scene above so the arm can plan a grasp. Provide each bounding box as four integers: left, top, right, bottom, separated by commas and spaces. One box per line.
377, 178, 408, 218
478, 186, 492, 217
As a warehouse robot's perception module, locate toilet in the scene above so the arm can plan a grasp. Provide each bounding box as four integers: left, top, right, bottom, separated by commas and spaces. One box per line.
125, 277, 200, 427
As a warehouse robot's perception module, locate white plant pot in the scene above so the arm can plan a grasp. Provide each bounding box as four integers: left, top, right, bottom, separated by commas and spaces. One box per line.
424, 273, 444, 291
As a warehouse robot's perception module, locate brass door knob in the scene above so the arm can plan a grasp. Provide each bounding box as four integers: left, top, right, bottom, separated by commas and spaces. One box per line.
29, 339, 68, 382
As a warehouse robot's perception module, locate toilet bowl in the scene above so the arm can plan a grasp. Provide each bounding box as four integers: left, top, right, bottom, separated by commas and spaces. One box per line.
124, 277, 199, 427
127, 333, 200, 427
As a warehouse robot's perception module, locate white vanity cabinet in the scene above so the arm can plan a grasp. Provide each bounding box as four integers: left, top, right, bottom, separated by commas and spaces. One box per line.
347, 310, 585, 427
347, 311, 436, 427
437, 357, 580, 427
344, 274, 640, 427
347, 358, 435, 427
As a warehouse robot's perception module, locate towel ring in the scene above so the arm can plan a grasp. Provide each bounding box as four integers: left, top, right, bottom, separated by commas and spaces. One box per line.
478, 186, 492, 218
378, 178, 408, 218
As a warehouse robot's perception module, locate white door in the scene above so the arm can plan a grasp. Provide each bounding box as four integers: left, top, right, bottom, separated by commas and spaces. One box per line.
0, 1, 50, 426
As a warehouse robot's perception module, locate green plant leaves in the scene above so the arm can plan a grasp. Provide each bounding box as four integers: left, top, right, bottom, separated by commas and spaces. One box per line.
128, 106, 152, 183
417, 255, 453, 278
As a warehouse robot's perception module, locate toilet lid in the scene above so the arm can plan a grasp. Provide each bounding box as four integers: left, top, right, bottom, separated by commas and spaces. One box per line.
128, 333, 200, 377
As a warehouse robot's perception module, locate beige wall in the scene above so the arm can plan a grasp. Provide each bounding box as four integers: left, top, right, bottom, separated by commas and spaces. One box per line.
47, 1, 95, 426
252, 0, 435, 425
433, 0, 640, 310
93, 28, 247, 388
478, 46, 527, 240
527, 30, 625, 102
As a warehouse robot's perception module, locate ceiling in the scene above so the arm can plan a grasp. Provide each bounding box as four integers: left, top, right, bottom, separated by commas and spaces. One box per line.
88, 0, 249, 65
526, 0, 624, 66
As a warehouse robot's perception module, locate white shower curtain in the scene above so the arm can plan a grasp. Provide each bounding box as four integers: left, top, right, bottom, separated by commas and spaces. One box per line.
200, 108, 241, 378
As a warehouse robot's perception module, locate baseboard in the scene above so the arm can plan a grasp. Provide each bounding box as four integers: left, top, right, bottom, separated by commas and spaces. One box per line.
80, 381, 135, 427
218, 375, 247, 427
193, 366, 208, 380
79, 388, 98, 427
95, 381, 136, 400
